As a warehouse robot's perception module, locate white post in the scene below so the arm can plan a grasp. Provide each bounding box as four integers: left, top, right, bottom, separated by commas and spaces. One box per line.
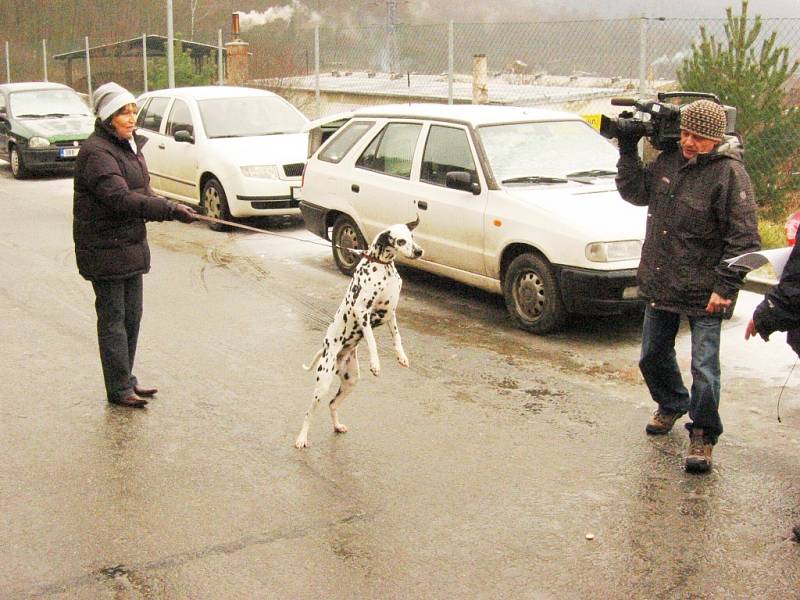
5, 41, 10, 83
167, 0, 175, 88
142, 33, 148, 93
448, 21, 454, 105
314, 26, 320, 118
84, 36, 92, 97
42, 39, 48, 81
638, 16, 648, 159
218, 29, 224, 85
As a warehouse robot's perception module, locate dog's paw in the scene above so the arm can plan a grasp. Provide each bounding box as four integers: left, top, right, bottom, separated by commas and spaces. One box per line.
370, 363, 381, 376
397, 353, 409, 368
294, 436, 309, 449
334, 423, 348, 434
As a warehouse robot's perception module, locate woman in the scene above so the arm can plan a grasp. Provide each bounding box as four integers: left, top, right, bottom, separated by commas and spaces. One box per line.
73, 82, 197, 408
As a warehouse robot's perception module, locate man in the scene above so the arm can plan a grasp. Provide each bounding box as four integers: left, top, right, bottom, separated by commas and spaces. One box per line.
745, 242, 800, 542
616, 99, 760, 472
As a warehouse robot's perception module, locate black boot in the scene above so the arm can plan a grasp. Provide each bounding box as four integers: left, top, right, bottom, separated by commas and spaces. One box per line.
792, 524, 800, 543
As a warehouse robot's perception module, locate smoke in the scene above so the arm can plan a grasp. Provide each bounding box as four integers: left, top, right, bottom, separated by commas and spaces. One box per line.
237, 1, 322, 30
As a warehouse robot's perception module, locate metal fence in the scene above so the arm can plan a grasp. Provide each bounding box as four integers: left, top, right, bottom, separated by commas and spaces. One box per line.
4, 17, 800, 213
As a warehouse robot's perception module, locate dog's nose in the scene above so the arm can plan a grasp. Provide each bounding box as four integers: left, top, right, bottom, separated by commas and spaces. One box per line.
414, 248, 423, 258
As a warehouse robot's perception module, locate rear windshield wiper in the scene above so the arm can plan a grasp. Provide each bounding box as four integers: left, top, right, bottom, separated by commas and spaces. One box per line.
43, 113, 69, 117
16, 113, 46, 118
565, 169, 617, 178
501, 175, 568, 184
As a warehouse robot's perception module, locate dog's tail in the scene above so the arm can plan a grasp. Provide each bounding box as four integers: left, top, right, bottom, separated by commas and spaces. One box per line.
303, 348, 324, 371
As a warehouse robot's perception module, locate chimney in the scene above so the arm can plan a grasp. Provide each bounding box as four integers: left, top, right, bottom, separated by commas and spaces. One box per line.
472, 54, 488, 105
231, 12, 241, 40
225, 12, 249, 85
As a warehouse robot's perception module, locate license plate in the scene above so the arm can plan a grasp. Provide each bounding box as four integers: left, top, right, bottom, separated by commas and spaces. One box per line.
59, 147, 79, 158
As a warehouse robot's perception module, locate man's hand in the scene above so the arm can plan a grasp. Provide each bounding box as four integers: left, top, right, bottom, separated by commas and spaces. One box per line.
705, 292, 731, 315
744, 318, 758, 340
172, 204, 198, 223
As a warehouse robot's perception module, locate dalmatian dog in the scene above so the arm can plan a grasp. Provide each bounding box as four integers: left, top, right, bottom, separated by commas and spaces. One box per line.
294, 218, 424, 449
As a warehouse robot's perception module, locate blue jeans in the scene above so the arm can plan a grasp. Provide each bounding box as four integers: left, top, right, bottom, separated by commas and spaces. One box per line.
639, 305, 723, 443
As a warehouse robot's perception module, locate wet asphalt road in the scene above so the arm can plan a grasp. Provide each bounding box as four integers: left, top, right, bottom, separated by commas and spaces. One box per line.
0, 168, 798, 599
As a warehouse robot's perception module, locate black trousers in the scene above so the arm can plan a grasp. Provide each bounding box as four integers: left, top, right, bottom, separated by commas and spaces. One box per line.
91, 275, 143, 402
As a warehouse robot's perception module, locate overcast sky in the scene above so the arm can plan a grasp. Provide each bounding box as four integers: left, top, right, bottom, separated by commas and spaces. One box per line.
557, 0, 800, 19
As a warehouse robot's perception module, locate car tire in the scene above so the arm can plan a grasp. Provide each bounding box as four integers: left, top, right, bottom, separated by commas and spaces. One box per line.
503, 252, 567, 334
202, 178, 231, 232
10, 146, 29, 179
331, 215, 367, 276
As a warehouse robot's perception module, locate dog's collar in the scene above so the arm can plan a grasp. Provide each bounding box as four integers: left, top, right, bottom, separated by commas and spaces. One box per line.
362, 253, 392, 265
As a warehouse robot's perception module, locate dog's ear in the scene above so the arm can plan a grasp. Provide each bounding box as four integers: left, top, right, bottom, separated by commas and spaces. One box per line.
405, 215, 420, 231
375, 230, 391, 248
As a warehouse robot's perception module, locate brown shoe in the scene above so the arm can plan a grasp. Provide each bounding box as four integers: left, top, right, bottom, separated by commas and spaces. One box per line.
109, 394, 148, 408
792, 524, 800, 543
685, 427, 713, 473
134, 385, 158, 397
645, 408, 683, 435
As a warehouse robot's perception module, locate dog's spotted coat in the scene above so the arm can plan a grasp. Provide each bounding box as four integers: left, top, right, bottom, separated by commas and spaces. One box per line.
294, 219, 423, 448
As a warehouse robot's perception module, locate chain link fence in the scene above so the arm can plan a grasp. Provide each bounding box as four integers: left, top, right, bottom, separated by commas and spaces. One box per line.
4, 17, 800, 216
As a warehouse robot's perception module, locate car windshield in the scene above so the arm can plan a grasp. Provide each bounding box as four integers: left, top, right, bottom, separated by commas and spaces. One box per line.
477, 120, 619, 184
9, 89, 91, 118
198, 96, 307, 139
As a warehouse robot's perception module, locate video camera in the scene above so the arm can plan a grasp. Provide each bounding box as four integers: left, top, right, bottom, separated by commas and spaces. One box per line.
599, 91, 737, 151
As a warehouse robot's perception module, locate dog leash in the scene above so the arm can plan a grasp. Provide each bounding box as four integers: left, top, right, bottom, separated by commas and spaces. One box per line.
193, 214, 365, 256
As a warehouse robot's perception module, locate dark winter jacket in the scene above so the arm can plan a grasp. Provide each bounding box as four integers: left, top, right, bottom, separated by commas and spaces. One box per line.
616, 138, 761, 316
753, 243, 800, 356
73, 119, 179, 281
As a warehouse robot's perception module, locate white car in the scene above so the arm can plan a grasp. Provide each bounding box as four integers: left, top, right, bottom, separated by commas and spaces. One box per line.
299, 103, 647, 334
136, 86, 309, 230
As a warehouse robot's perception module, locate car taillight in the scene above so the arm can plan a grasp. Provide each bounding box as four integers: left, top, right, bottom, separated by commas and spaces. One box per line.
786, 210, 800, 246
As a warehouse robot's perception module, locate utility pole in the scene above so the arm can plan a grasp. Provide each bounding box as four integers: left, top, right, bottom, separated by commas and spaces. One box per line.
375, 0, 407, 74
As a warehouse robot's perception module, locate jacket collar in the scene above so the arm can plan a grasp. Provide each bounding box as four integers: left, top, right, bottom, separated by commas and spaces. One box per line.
94, 118, 148, 152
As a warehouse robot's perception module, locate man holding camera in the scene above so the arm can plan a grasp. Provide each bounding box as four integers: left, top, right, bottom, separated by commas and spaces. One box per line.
615, 99, 760, 473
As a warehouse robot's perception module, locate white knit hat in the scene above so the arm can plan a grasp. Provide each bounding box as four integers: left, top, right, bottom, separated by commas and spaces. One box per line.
92, 82, 136, 121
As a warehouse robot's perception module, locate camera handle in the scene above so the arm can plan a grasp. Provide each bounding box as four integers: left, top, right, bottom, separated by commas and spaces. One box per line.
657, 91, 721, 105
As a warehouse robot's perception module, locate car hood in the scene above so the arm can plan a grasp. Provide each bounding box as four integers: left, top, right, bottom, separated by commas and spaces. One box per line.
13, 115, 94, 141
505, 182, 647, 240
206, 132, 308, 164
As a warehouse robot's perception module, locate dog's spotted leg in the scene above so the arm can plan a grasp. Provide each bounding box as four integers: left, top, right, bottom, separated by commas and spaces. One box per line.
361, 315, 381, 376
329, 347, 359, 434
295, 357, 337, 449
386, 312, 409, 367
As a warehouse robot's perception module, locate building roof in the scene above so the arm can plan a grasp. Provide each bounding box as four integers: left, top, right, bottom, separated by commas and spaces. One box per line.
52, 35, 225, 61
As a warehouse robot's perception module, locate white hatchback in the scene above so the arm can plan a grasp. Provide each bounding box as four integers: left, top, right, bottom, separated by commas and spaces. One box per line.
136, 86, 309, 230
300, 103, 647, 334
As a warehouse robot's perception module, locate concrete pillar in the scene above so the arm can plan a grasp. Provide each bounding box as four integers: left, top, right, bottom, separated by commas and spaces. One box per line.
472, 54, 488, 105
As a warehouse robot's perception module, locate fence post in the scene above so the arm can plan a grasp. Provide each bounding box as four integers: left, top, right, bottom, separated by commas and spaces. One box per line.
142, 33, 148, 93
638, 16, 648, 159
448, 21, 454, 105
314, 26, 320, 118
84, 36, 92, 98
167, 0, 175, 88
218, 29, 224, 85
5, 41, 10, 83
42, 39, 48, 82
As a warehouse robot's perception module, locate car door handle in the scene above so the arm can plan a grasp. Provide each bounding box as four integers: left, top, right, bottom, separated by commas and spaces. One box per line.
351, 184, 359, 193
416, 200, 428, 210
158, 143, 165, 149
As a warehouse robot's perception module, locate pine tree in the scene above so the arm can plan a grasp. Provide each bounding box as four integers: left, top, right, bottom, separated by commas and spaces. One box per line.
678, 0, 800, 217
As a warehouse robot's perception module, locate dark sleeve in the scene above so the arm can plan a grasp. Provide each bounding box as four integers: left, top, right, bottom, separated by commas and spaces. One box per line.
615, 150, 652, 207
713, 161, 761, 299
82, 149, 177, 222
753, 243, 800, 338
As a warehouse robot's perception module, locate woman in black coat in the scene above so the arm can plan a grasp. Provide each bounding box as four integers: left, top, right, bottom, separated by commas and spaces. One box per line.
73, 82, 197, 408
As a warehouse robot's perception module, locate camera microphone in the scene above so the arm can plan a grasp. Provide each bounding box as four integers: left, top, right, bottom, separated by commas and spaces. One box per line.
610, 98, 637, 106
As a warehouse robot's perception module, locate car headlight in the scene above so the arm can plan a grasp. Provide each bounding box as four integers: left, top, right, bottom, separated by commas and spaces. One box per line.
241, 165, 280, 179
585, 240, 642, 262
28, 136, 51, 148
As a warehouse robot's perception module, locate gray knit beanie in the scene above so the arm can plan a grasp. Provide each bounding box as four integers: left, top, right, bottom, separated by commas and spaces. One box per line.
680, 99, 727, 141
92, 82, 136, 121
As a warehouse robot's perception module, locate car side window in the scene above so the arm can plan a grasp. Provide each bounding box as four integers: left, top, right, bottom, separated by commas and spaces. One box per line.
166, 99, 193, 137
356, 122, 422, 179
136, 97, 170, 133
319, 120, 375, 163
421, 125, 478, 187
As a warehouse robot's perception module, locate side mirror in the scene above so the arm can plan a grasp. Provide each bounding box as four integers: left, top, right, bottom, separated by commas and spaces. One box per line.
174, 129, 194, 144
446, 171, 481, 195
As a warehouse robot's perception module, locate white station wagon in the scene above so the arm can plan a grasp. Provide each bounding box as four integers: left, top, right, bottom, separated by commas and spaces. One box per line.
299, 104, 647, 334
136, 86, 309, 230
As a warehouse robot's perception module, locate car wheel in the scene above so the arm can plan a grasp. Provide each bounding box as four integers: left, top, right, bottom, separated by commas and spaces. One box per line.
503, 252, 567, 334
10, 146, 29, 179
202, 178, 231, 232
331, 215, 367, 276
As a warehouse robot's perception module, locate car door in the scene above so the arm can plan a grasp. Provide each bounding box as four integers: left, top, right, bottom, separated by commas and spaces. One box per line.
408, 122, 488, 275
160, 98, 199, 203
135, 95, 172, 195
347, 121, 422, 242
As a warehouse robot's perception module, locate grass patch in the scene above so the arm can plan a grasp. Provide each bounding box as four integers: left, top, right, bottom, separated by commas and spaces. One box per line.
759, 218, 788, 249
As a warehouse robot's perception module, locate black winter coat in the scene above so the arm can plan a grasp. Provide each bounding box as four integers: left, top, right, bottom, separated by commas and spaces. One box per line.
73, 120, 178, 281
616, 139, 761, 316
753, 243, 800, 356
